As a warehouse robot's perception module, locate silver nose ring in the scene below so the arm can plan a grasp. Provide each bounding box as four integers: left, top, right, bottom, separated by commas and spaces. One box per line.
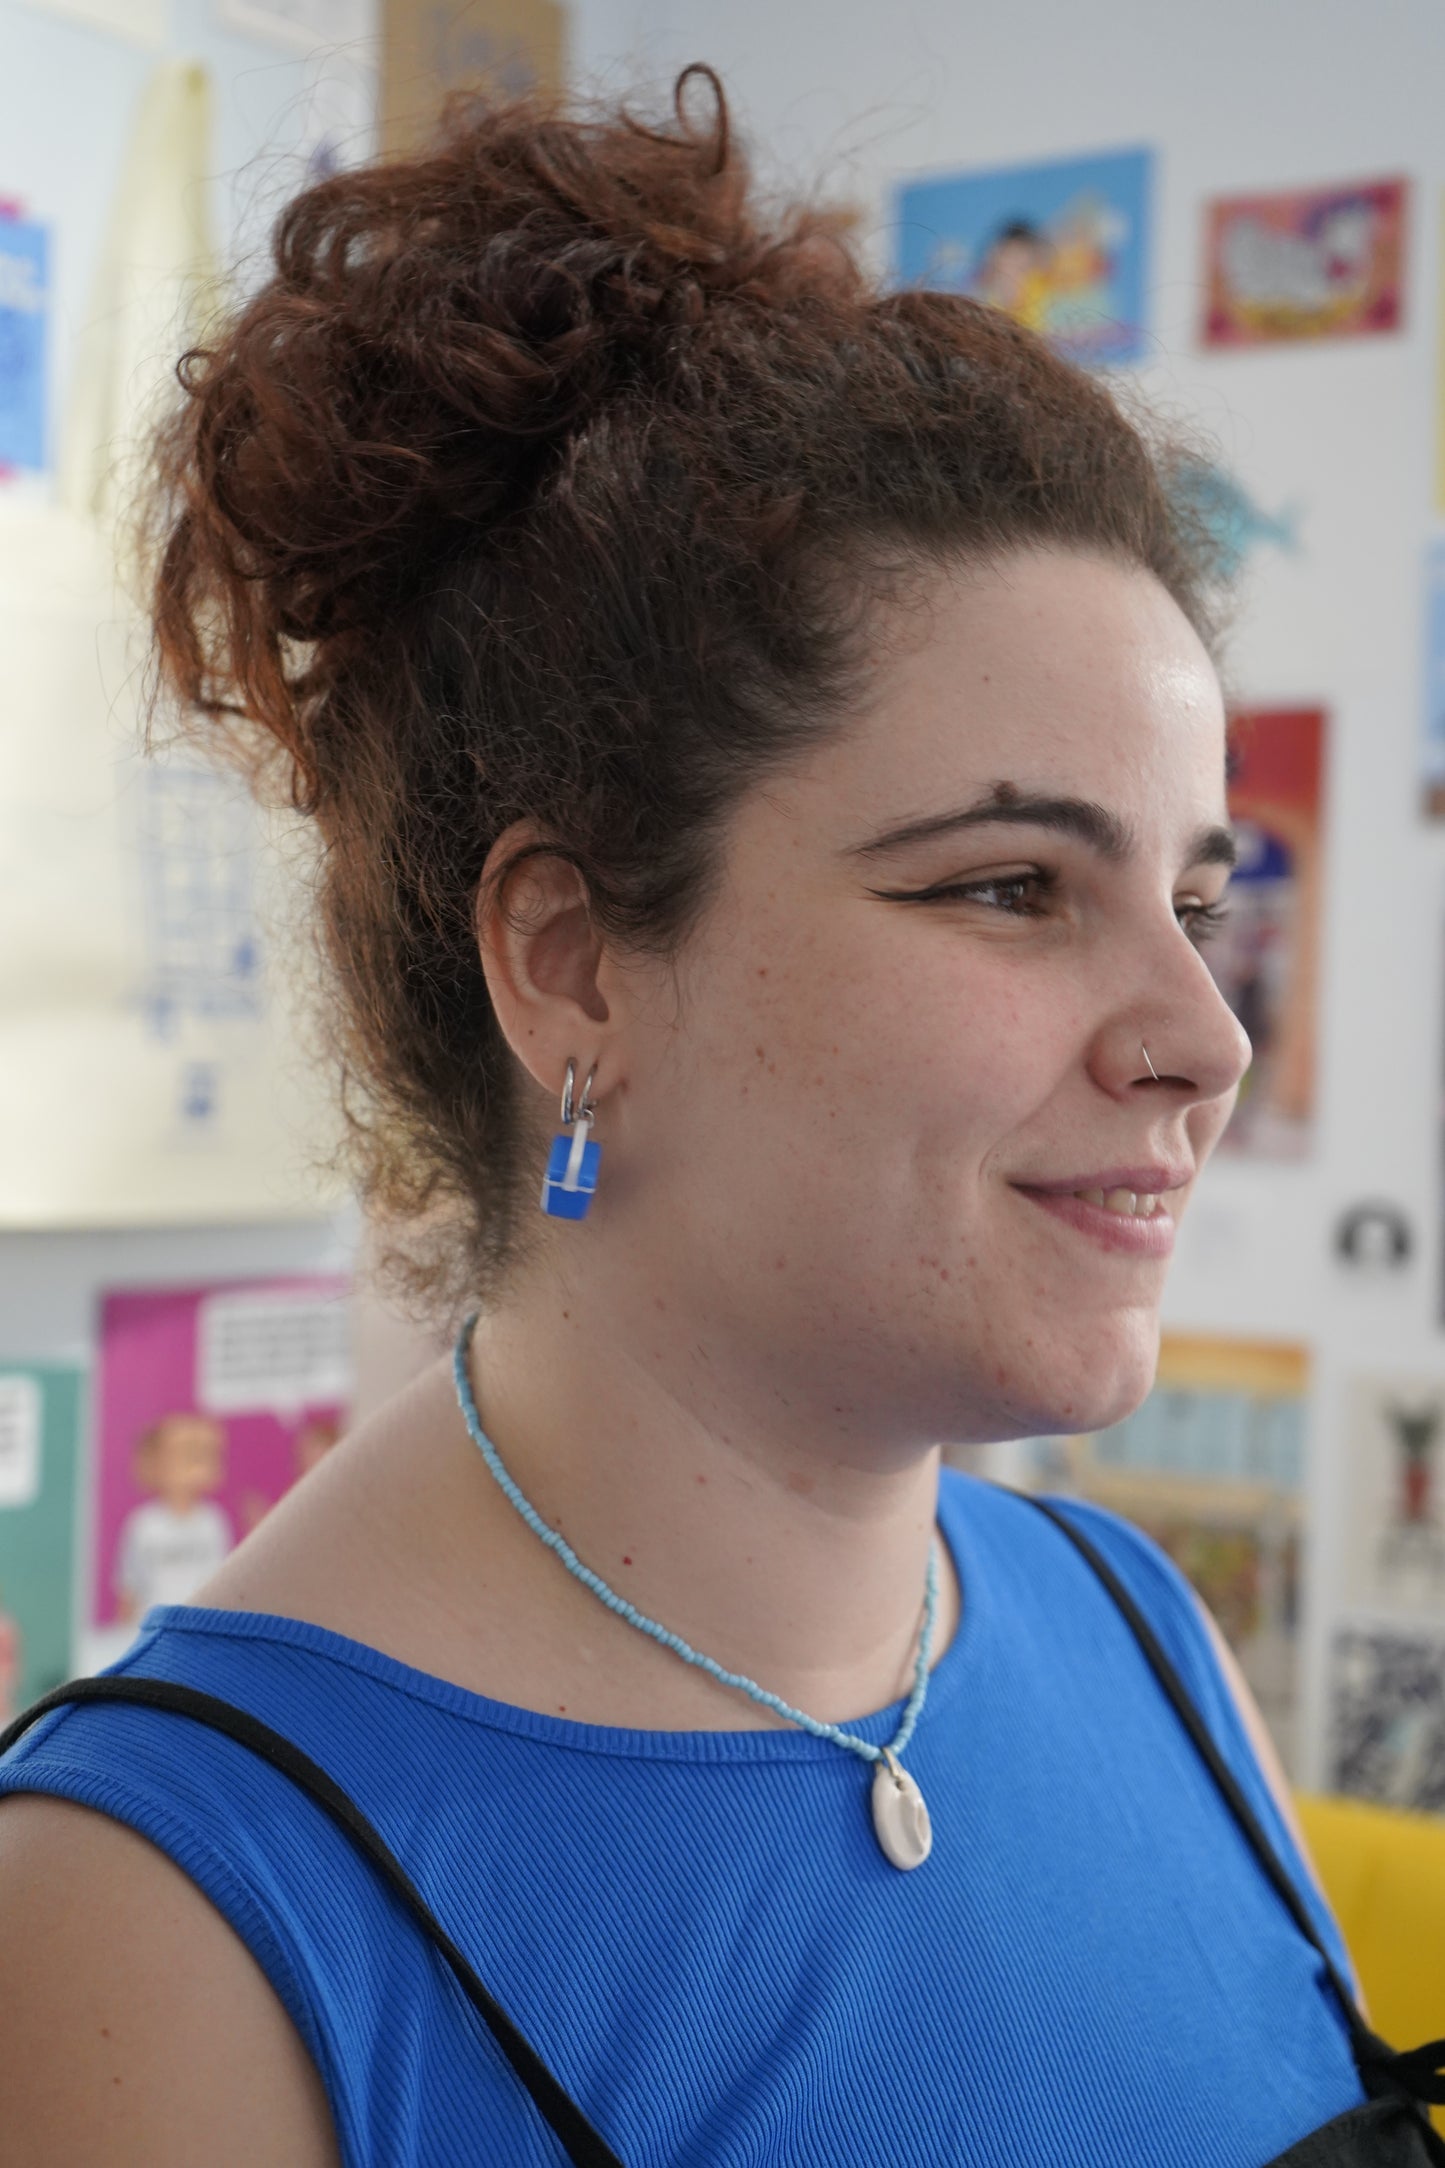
1142, 1042, 1160, 1081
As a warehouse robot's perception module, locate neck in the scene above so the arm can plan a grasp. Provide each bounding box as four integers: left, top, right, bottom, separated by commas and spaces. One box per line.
461, 1269, 958, 1729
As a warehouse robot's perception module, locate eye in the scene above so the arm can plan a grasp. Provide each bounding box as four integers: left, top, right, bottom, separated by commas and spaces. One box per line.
1178, 898, 1230, 946
867, 871, 1057, 916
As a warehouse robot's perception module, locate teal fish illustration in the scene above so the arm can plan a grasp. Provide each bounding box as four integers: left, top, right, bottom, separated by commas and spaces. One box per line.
1170, 459, 1301, 580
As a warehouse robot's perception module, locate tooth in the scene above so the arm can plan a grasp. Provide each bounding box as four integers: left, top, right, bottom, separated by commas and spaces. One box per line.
1076, 1189, 1106, 1207
1104, 1188, 1137, 1214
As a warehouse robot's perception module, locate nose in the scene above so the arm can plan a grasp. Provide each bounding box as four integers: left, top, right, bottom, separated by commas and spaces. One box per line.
1091, 940, 1253, 1106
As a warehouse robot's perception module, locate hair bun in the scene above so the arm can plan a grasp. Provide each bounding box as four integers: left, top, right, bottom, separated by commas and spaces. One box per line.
162, 66, 847, 655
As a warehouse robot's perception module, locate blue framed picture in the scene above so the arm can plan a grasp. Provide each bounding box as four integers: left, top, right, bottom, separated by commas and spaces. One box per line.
0, 218, 48, 473
894, 146, 1153, 368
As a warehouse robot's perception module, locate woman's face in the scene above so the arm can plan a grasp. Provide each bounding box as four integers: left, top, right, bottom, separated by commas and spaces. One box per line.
616, 547, 1251, 1453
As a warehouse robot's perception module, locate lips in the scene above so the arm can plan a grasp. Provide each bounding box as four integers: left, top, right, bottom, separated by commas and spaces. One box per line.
1014, 1165, 1193, 1197
1010, 1166, 1190, 1258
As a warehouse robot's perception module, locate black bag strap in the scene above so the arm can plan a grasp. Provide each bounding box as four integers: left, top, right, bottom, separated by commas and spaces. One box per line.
0, 1675, 626, 2168
1011, 1487, 1445, 2110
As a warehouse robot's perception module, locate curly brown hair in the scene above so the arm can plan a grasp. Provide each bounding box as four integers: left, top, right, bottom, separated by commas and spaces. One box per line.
147, 67, 1219, 1318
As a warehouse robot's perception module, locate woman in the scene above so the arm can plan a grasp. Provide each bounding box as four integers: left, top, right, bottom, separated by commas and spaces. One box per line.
0, 69, 1433, 2168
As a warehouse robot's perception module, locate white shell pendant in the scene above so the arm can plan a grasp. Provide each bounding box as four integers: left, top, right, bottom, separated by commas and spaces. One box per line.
871, 1747, 932, 1870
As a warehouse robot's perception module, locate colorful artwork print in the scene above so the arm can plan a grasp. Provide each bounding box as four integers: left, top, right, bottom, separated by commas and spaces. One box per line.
1342, 1380, 1445, 1617
0, 1365, 81, 1718
1208, 708, 1326, 1160
895, 146, 1152, 366
0, 214, 48, 474
92, 1278, 351, 1634
1201, 177, 1406, 348
962, 1336, 1308, 1778
1328, 1622, 1445, 1812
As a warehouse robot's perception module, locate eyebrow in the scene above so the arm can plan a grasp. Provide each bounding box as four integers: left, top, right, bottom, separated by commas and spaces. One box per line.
845, 783, 1238, 872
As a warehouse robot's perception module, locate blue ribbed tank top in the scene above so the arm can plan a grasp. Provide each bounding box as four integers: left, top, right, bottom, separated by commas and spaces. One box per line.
0, 1472, 1365, 2165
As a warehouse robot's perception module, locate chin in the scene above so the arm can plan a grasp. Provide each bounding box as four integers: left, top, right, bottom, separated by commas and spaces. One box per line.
1019, 1314, 1162, 1439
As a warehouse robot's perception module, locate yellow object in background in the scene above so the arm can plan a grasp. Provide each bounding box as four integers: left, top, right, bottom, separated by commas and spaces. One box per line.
1296, 1791, 1445, 2135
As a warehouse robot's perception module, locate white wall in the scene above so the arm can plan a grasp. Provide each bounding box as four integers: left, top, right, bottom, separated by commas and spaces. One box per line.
569, 0, 1445, 1785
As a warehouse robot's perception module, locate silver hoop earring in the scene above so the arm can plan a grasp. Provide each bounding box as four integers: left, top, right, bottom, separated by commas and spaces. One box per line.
1142, 1042, 1160, 1081
560, 1057, 597, 1128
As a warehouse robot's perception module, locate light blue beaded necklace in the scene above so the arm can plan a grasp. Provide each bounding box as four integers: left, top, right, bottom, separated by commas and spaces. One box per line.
452, 1312, 939, 1870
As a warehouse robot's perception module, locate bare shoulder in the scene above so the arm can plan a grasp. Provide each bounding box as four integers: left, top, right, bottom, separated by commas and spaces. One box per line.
1191, 1597, 1309, 1862
0, 1791, 340, 2167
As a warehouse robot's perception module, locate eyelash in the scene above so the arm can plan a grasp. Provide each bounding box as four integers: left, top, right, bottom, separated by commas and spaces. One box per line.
871, 870, 1232, 945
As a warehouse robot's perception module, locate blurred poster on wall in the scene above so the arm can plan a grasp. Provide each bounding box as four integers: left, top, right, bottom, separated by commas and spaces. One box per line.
380, 0, 567, 157
1201, 176, 1407, 348
1208, 707, 1326, 1159
89, 1278, 351, 1661
961, 1334, 1308, 1777
0, 62, 346, 1228
0, 213, 48, 475
1327, 1621, 1445, 1811
0, 1365, 82, 1720
1341, 1378, 1445, 1617
895, 146, 1152, 367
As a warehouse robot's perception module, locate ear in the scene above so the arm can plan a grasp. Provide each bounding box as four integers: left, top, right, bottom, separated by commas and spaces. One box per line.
475, 822, 622, 1102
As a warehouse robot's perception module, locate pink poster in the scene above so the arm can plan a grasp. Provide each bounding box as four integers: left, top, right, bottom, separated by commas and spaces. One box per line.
92, 1276, 352, 1631
1201, 176, 1407, 348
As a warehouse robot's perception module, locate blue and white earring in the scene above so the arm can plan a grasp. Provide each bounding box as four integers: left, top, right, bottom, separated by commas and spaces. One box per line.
540, 1059, 601, 1220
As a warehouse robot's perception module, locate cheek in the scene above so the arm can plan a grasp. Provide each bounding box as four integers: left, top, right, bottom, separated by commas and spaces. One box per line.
691, 914, 1079, 1225
836, 929, 1083, 1149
